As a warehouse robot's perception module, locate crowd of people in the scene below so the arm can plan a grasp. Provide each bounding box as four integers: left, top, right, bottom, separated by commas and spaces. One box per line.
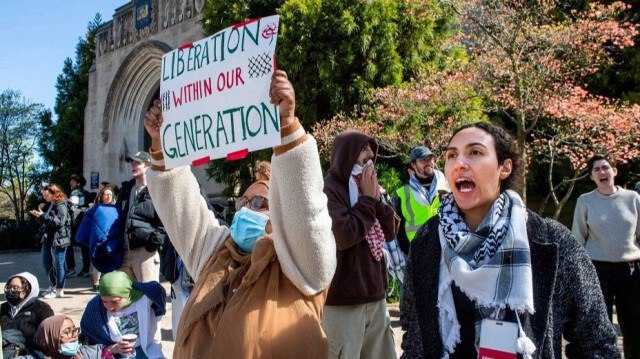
0, 71, 638, 359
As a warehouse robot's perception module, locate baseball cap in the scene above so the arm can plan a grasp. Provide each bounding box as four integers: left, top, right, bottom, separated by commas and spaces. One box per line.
409, 146, 434, 162
125, 151, 151, 164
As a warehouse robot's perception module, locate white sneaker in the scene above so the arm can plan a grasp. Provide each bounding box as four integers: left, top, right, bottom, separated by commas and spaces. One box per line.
41, 286, 54, 297
43, 291, 56, 299
56, 290, 64, 298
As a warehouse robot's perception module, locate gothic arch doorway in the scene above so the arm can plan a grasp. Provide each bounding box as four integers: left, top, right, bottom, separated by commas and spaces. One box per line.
101, 40, 170, 175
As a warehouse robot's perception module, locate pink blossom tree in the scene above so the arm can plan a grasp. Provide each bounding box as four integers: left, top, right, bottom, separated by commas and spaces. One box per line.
312, 65, 486, 167
444, 0, 638, 199
531, 86, 640, 219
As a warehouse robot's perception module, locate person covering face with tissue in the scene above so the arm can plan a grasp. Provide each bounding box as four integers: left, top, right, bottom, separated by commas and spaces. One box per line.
142, 70, 336, 358
400, 122, 619, 359
322, 131, 401, 359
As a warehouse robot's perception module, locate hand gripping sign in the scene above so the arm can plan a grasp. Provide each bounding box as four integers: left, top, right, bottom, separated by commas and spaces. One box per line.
159, 15, 280, 169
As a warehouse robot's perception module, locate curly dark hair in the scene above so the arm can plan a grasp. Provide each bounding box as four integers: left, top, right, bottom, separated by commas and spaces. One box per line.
6, 275, 31, 295
448, 122, 523, 193
70, 174, 87, 187
586, 154, 615, 173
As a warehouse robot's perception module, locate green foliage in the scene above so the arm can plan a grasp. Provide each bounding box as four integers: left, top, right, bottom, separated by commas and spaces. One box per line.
277, 0, 401, 125
0, 221, 39, 250
585, 0, 640, 104
201, 0, 456, 193
277, 0, 455, 126
38, 14, 101, 192
0, 89, 45, 225
385, 273, 401, 303
201, 0, 456, 125
205, 150, 272, 198
377, 163, 402, 195
202, 0, 285, 32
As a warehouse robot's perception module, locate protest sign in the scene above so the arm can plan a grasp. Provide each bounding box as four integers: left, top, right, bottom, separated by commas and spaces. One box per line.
159, 15, 280, 169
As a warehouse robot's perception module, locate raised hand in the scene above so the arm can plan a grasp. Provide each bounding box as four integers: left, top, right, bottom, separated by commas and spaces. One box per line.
360, 163, 380, 200
144, 99, 163, 152
269, 70, 296, 128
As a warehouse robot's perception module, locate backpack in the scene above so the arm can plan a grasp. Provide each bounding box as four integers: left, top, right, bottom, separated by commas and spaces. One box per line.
66, 201, 85, 232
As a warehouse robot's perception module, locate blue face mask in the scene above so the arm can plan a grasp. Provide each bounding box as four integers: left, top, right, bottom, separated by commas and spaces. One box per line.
59, 341, 80, 356
229, 207, 269, 252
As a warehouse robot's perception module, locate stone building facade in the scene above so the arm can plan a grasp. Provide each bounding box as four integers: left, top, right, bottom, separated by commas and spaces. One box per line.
84, 0, 223, 197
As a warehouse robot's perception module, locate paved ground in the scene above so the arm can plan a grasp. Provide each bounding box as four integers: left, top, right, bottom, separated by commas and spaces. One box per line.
0, 248, 622, 358
0, 248, 176, 356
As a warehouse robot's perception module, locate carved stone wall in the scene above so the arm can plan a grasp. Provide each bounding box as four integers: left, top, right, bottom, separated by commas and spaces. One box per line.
84, 0, 223, 198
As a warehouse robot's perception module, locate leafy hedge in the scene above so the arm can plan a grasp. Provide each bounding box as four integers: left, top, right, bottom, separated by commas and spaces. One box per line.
0, 223, 39, 251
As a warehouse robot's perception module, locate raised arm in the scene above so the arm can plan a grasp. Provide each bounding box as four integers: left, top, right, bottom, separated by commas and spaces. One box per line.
143, 101, 229, 281
267, 71, 336, 295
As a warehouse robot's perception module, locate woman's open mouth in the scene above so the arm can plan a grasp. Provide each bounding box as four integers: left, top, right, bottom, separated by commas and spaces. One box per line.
455, 178, 476, 193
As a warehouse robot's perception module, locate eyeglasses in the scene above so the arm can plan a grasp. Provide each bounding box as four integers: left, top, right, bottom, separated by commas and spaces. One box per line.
235, 195, 269, 211
60, 327, 81, 339
5, 285, 23, 292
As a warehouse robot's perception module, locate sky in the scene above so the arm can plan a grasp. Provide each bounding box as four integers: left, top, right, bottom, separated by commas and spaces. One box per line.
0, 1, 126, 117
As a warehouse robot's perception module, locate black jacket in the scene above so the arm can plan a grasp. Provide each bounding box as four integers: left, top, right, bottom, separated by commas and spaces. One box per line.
41, 201, 71, 248
401, 210, 620, 358
119, 179, 166, 251
1, 299, 54, 352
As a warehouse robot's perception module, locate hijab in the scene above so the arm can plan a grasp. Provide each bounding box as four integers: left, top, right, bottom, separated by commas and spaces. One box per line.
35, 315, 81, 359
98, 271, 143, 307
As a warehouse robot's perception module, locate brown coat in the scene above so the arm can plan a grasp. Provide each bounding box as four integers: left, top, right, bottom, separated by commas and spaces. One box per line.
323, 130, 401, 306
174, 235, 328, 358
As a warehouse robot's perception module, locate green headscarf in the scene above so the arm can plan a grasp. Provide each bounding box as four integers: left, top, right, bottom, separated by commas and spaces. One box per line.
98, 271, 143, 308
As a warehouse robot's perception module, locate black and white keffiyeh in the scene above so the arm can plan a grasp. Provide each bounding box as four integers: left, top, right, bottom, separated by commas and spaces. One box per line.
408, 170, 445, 205
437, 190, 534, 358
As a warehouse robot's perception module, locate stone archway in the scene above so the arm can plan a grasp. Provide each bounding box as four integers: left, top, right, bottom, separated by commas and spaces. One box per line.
101, 40, 171, 175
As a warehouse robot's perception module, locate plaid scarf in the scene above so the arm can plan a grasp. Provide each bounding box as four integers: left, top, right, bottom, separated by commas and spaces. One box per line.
437, 190, 534, 358
350, 173, 385, 261
408, 171, 444, 205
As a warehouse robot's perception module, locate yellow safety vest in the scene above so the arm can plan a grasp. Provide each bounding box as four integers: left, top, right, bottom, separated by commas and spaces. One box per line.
396, 184, 440, 242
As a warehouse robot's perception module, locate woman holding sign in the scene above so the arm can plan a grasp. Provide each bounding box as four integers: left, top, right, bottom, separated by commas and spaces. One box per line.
143, 70, 336, 358
400, 122, 619, 358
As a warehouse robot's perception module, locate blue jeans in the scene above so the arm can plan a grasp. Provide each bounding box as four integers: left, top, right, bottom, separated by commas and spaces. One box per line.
41, 244, 67, 289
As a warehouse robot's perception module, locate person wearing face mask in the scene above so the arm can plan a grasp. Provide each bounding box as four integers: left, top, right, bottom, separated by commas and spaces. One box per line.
79, 271, 165, 359
572, 155, 640, 359
322, 131, 401, 359
36, 315, 109, 359
142, 70, 336, 358
1, 272, 54, 357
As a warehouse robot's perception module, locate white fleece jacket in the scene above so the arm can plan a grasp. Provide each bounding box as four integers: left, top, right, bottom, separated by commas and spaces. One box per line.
146, 119, 336, 296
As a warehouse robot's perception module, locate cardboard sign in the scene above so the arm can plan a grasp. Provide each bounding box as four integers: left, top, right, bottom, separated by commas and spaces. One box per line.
159, 15, 280, 169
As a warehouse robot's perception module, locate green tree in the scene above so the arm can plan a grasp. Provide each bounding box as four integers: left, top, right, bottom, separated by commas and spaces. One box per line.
0, 89, 44, 226
583, 0, 640, 104
38, 14, 101, 191
443, 0, 638, 200
201, 0, 456, 196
